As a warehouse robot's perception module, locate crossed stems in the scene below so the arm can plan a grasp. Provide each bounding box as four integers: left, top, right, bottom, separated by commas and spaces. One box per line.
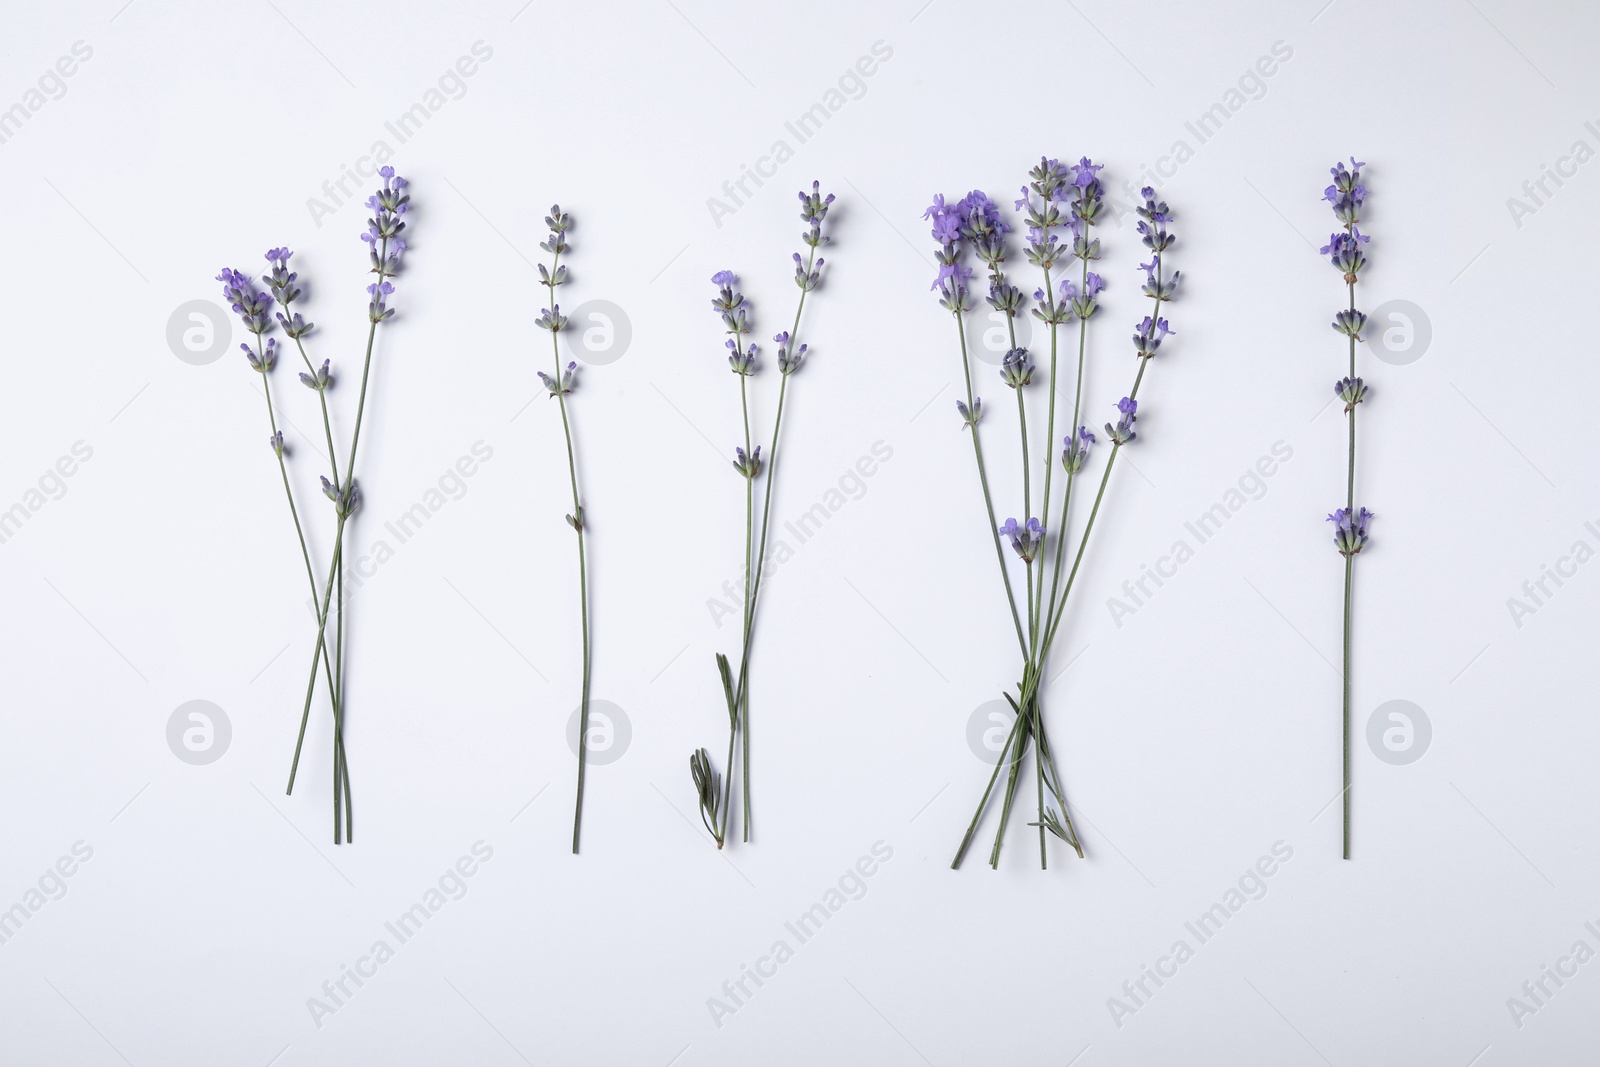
255, 336, 346, 841
951, 243, 1169, 870
540, 241, 595, 856
285, 234, 394, 843
704, 245, 818, 848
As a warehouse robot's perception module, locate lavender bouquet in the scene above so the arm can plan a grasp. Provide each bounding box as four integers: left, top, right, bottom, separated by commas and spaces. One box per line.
528, 205, 599, 854
932, 162, 1181, 869
220, 166, 410, 843
1322, 158, 1372, 859
690, 183, 835, 849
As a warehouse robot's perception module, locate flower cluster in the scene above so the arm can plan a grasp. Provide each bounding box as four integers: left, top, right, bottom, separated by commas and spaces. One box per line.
1105, 397, 1138, 444
1325, 157, 1366, 226
775, 331, 807, 375
361, 167, 409, 266
1000, 517, 1045, 563
1062, 426, 1094, 473
1336, 375, 1367, 411
1132, 315, 1175, 359
1000, 347, 1034, 388
217, 268, 274, 335
712, 270, 756, 374
538, 361, 577, 397
1327, 506, 1372, 556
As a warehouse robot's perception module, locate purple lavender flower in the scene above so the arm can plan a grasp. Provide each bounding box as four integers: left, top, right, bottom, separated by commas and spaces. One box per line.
1139, 258, 1181, 301
241, 338, 277, 372
927, 193, 977, 311
322, 475, 361, 518
537, 361, 577, 398
1060, 273, 1105, 320
1327, 506, 1372, 555
1062, 426, 1095, 473
799, 181, 835, 250
955, 396, 983, 429
360, 168, 409, 257
1132, 316, 1175, 359
1105, 397, 1137, 444
1069, 157, 1105, 237
263, 247, 300, 307
1320, 230, 1369, 277
793, 250, 825, 292
536, 303, 568, 333
1000, 347, 1034, 388
298, 358, 331, 392
999, 517, 1045, 562
775, 331, 808, 375
1335, 376, 1367, 411
732, 444, 763, 478
1324, 157, 1367, 226
217, 268, 274, 335
728, 339, 759, 375
1332, 308, 1367, 339
268, 430, 285, 457
1136, 187, 1174, 253
367, 280, 396, 323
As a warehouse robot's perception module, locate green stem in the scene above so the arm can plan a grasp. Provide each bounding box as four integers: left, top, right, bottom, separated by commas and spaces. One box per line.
539, 245, 594, 856
953, 315, 1027, 658
289, 236, 394, 838
1343, 267, 1357, 860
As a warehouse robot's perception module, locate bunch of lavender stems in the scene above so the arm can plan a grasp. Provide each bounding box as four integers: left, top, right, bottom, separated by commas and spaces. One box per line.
529, 205, 595, 854
691, 183, 834, 849
1322, 158, 1373, 859
221, 166, 409, 844
932, 165, 1181, 870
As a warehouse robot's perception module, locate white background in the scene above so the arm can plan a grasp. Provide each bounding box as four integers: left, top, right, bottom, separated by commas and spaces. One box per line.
0, 0, 1596, 1063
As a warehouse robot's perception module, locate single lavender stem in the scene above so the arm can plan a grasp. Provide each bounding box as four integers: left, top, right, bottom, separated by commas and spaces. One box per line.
1343, 268, 1357, 860
1041, 254, 1091, 637
535, 233, 595, 857
953, 316, 1027, 658
734, 253, 813, 842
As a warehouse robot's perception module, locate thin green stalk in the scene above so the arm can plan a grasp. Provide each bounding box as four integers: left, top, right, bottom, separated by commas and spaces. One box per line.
256, 350, 340, 729
1342, 268, 1357, 860
953, 315, 1027, 658
951, 703, 1026, 868
289, 235, 393, 838
537, 243, 594, 856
